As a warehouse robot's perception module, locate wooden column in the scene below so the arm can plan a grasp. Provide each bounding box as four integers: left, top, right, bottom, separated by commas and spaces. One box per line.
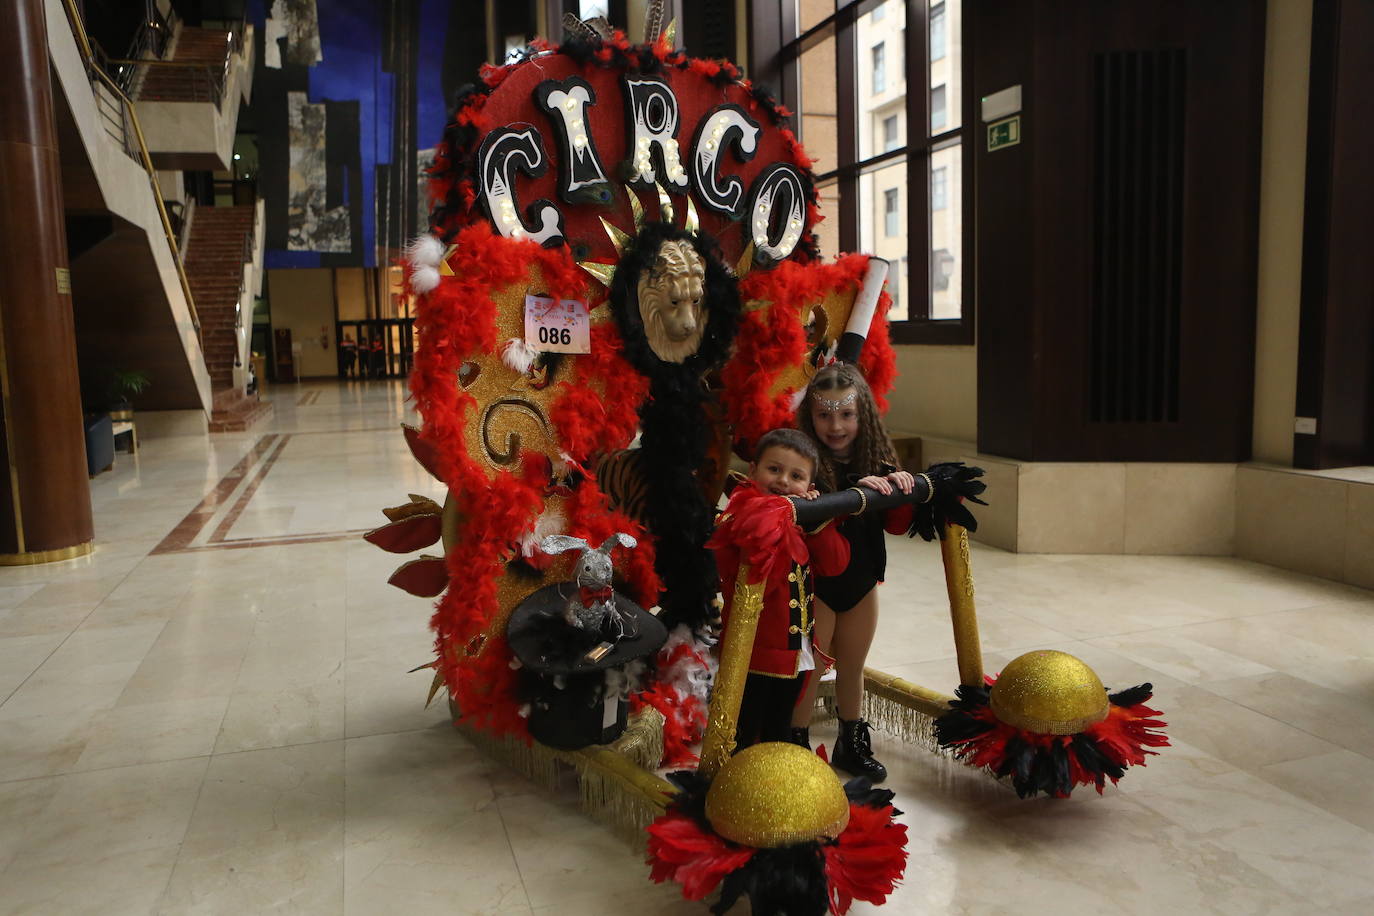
0, 0, 94, 564
1294, 0, 1374, 468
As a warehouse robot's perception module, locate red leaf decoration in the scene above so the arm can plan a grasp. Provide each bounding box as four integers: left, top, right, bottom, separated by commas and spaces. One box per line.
403, 424, 444, 480
646, 810, 756, 901
387, 556, 450, 597
822, 803, 909, 914
365, 513, 443, 553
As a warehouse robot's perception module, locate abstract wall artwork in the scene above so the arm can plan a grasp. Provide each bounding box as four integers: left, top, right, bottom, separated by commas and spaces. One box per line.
250, 0, 457, 269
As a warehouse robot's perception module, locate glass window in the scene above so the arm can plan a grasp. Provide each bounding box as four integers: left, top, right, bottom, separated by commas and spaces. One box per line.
858, 156, 908, 318
930, 2, 947, 61
929, 142, 962, 317
883, 115, 899, 152
799, 33, 839, 174
799, 0, 836, 31
928, 1, 961, 135
781, 0, 968, 338
932, 249, 955, 290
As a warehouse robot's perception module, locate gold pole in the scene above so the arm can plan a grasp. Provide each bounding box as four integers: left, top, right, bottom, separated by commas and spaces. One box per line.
939, 524, 984, 686
862, 668, 955, 718
697, 565, 764, 779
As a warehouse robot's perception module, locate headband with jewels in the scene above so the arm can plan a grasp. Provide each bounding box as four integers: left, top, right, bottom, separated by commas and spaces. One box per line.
813, 389, 859, 410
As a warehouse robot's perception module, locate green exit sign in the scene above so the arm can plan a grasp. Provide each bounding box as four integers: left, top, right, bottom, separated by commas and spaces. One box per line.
987, 116, 1021, 151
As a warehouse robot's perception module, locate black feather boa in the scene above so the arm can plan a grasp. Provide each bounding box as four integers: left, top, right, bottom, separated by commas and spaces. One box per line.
609, 223, 742, 632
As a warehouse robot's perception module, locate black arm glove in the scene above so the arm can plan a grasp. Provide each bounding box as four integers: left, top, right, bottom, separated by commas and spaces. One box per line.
910, 461, 988, 541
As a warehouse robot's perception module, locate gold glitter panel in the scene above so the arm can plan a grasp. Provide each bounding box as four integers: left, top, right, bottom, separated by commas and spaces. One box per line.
460, 265, 604, 483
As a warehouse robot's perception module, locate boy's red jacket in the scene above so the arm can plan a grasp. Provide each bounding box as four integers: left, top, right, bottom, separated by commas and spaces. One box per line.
708, 480, 850, 677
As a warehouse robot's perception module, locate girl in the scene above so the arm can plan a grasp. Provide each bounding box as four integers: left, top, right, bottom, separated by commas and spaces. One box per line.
792, 363, 914, 782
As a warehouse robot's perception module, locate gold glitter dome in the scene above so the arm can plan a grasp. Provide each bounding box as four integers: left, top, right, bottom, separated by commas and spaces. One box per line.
988, 650, 1110, 735
705, 742, 849, 848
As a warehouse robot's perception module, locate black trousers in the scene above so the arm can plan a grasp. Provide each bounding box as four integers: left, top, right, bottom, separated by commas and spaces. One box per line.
735, 672, 804, 749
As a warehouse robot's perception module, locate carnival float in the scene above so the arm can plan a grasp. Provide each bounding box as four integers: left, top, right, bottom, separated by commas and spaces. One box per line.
365, 7, 1168, 914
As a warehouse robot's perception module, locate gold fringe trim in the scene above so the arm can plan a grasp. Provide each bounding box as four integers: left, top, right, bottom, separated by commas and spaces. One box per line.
452, 706, 675, 846
861, 690, 940, 752
806, 669, 956, 752
861, 668, 954, 754
460, 724, 565, 793
609, 707, 666, 772
568, 747, 675, 847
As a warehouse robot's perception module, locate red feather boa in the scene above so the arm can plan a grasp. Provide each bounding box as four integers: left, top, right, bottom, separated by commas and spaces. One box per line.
723, 255, 897, 445
409, 225, 656, 736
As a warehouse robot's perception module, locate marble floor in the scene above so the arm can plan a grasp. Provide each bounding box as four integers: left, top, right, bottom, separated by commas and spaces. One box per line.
2, 379, 1372, 915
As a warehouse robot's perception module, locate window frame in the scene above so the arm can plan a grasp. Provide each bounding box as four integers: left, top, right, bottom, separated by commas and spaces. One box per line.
764, 0, 974, 346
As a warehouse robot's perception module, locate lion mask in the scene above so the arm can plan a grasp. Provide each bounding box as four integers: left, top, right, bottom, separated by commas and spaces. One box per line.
636, 238, 707, 364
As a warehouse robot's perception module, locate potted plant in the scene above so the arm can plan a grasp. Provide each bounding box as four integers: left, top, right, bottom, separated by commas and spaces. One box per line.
107, 369, 150, 421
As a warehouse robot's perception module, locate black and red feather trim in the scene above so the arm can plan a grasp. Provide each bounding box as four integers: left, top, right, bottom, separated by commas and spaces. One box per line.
934, 680, 1170, 798
646, 774, 908, 915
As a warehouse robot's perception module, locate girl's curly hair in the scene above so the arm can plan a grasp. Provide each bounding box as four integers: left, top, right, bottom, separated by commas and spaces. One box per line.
797, 363, 897, 491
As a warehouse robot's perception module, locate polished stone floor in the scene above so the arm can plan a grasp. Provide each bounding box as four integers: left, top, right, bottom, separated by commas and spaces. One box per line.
2, 379, 1372, 915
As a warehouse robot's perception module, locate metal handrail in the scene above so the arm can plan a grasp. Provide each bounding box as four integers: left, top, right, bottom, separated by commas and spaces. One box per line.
111, 11, 245, 109
58, 0, 203, 336
110, 58, 228, 106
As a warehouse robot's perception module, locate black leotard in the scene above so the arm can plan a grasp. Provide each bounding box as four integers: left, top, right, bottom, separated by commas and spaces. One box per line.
813, 462, 891, 613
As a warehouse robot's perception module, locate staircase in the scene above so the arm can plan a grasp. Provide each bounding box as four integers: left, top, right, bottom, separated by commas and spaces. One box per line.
138, 27, 235, 103
183, 206, 272, 432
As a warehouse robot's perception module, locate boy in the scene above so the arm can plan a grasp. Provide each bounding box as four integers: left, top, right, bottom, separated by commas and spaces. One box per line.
708, 428, 850, 749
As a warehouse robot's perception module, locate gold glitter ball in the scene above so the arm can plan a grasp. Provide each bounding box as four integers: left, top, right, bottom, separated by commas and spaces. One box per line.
989, 649, 1110, 735
705, 742, 849, 848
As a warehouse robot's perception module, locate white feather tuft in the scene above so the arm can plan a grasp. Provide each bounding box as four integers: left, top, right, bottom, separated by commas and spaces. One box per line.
502, 337, 541, 374
411, 265, 441, 294
656, 625, 717, 706
553, 451, 573, 478
519, 509, 566, 557
405, 234, 445, 268
788, 387, 806, 413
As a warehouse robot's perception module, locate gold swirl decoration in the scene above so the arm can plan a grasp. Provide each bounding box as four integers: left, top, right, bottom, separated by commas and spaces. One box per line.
988, 650, 1110, 735
481, 397, 554, 466
705, 743, 849, 848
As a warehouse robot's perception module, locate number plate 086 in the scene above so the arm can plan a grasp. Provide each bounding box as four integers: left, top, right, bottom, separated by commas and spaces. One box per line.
524, 294, 590, 354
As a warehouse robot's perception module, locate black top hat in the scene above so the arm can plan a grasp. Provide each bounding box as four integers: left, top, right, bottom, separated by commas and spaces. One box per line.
507, 583, 668, 676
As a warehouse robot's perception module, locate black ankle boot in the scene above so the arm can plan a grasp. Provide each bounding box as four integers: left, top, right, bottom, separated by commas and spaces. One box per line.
832, 718, 887, 783
789, 727, 811, 750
